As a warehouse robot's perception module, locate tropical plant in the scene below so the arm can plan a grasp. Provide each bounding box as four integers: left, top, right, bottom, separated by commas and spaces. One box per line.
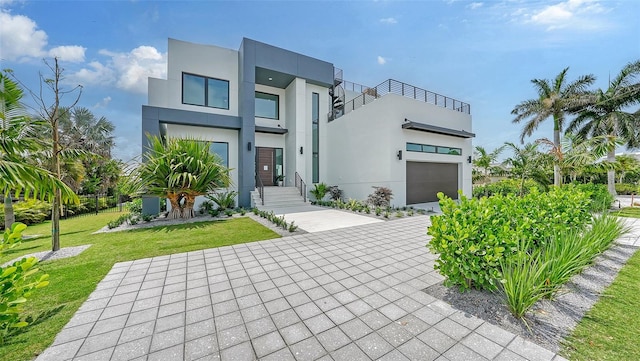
502, 142, 551, 195
473, 145, 504, 186
613, 155, 640, 184
310, 183, 329, 201
512, 67, 596, 187
1, 71, 78, 234
138, 135, 231, 219
567, 60, 640, 195
366, 186, 393, 207
327, 186, 343, 201
207, 190, 237, 210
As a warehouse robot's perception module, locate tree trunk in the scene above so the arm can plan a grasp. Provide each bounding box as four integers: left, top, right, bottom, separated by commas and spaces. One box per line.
51, 111, 61, 252
607, 149, 617, 196
4, 196, 15, 230
553, 128, 562, 187
183, 194, 196, 219
167, 193, 182, 219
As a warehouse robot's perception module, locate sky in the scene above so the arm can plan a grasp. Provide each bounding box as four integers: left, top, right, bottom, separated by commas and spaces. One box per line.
1, 0, 639, 162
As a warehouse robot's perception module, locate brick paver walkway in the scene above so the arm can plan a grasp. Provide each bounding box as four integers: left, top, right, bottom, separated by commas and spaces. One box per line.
36, 216, 568, 361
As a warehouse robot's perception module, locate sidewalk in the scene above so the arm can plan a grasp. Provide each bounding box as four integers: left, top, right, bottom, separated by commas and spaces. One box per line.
35, 216, 574, 361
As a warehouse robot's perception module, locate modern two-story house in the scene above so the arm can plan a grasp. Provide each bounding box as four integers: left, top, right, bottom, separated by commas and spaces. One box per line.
141, 38, 473, 214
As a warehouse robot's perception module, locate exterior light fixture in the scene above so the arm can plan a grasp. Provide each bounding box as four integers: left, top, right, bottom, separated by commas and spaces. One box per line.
299, 146, 304, 155
248, 142, 252, 151
467, 156, 472, 164
268, 77, 273, 81
397, 150, 402, 160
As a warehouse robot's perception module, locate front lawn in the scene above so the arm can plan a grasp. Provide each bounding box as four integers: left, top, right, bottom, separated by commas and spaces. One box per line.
562, 247, 640, 360
611, 206, 640, 218
0, 212, 279, 361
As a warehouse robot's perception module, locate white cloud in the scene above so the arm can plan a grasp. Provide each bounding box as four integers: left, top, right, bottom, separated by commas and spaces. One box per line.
379, 17, 397, 24
93, 96, 112, 109
49, 45, 86, 62
377, 56, 387, 65
467, 2, 483, 10
0, 10, 85, 62
528, 0, 609, 31
70, 46, 167, 94
0, 10, 47, 61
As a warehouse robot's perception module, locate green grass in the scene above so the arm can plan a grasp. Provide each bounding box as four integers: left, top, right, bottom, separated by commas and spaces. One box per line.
562, 247, 640, 360
611, 206, 640, 218
0, 212, 279, 361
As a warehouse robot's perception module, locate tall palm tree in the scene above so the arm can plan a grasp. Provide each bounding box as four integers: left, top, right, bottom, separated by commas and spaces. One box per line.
139, 135, 231, 219
567, 60, 640, 195
59, 107, 115, 158
512, 67, 596, 187
1, 72, 78, 229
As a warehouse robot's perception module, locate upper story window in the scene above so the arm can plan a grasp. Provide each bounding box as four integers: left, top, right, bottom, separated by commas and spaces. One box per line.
182, 73, 229, 109
255, 92, 279, 119
407, 142, 461, 156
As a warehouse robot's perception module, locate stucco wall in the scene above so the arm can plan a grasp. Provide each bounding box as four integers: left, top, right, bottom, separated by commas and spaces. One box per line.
325, 94, 472, 206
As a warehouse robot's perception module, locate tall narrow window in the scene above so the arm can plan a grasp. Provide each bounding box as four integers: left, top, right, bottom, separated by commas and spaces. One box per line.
312, 92, 319, 183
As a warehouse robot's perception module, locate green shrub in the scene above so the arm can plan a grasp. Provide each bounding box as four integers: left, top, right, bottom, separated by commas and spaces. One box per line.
310, 183, 329, 201
473, 179, 542, 198
0, 199, 52, 228
428, 187, 592, 291
0, 223, 49, 344
207, 191, 237, 210
574, 183, 615, 212
125, 198, 143, 215
107, 214, 130, 229
328, 186, 343, 201
198, 200, 215, 215
615, 183, 638, 195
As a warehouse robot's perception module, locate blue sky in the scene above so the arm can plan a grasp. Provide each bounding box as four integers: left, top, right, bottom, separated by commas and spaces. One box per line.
1, 0, 638, 161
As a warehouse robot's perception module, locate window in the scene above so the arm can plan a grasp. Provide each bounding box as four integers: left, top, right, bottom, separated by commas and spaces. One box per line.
182, 73, 229, 109
312, 92, 319, 183
255, 92, 279, 119
406, 142, 461, 156
209, 142, 229, 167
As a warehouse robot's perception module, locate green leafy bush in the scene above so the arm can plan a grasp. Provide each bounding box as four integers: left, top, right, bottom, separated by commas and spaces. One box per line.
107, 214, 130, 229
472, 179, 542, 198
615, 183, 638, 195
428, 187, 592, 291
310, 183, 329, 201
574, 183, 615, 212
207, 191, 237, 210
0, 223, 49, 344
0, 200, 52, 229
125, 198, 143, 215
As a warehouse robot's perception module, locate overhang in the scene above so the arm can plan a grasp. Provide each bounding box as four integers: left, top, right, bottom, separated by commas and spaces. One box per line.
402, 119, 475, 138
255, 126, 288, 135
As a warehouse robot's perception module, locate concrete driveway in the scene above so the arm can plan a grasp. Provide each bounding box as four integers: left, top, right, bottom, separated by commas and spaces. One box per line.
36, 216, 566, 361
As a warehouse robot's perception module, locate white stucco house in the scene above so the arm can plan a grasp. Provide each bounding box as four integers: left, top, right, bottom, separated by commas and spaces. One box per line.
142, 38, 474, 214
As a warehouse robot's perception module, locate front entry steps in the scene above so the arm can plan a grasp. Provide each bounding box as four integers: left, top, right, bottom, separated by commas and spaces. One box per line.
251, 186, 308, 209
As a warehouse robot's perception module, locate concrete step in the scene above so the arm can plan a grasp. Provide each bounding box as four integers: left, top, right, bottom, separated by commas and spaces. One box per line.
251, 187, 309, 209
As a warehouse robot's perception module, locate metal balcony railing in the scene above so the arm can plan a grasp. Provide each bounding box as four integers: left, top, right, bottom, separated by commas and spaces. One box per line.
331, 79, 471, 121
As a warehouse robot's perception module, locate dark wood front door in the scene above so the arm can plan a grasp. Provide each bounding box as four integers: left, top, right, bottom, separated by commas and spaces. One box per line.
406, 162, 458, 204
257, 147, 275, 186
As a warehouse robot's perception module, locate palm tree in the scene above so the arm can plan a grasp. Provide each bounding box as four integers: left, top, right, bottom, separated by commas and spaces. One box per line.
473, 145, 504, 185
512, 67, 596, 187
139, 135, 231, 219
613, 154, 640, 184
1, 72, 78, 229
59, 107, 115, 158
567, 60, 640, 195
502, 142, 551, 195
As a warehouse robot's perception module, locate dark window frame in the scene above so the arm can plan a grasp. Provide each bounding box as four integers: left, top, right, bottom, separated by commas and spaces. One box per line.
255, 91, 280, 120
406, 142, 461, 156
312, 92, 319, 183
182, 72, 230, 110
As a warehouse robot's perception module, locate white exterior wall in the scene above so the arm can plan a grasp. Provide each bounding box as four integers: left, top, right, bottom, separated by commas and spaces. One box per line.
163, 124, 239, 210
284, 78, 307, 187
325, 94, 472, 206
151, 39, 239, 116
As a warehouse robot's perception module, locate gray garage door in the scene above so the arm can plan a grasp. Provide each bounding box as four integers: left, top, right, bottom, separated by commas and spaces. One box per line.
406, 162, 459, 204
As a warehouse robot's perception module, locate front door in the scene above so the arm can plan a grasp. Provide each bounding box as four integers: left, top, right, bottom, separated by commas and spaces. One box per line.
257, 147, 275, 186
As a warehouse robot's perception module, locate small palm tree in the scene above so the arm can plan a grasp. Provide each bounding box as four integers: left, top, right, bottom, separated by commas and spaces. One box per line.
512, 67, 595, 187
614, 154, 640, 184
567, 60, 640, 195
502, 142, 551, 195
139, 135, 231, 219
473, 145, 504, 185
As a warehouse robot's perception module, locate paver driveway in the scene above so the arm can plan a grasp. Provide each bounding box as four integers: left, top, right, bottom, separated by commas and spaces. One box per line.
36, 216, 566, 361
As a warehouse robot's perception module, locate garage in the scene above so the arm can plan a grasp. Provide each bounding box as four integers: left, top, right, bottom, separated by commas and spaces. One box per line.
406, 162, 459, 204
